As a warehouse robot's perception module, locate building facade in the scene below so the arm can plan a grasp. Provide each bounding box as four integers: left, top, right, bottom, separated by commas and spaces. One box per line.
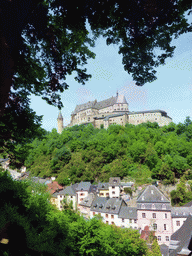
137, 185, 173, 246
57, 92, 172, 133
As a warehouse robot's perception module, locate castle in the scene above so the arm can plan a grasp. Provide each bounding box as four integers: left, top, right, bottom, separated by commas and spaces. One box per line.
57, 92, 172, 133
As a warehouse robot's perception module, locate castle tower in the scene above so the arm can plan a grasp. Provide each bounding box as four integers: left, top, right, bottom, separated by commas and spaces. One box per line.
57, 111, 64, 134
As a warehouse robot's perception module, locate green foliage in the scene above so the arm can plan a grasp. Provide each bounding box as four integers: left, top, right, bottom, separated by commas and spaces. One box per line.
170, 177, 192, 206
148, 239, 162, 256
124, 187, 132, 196
0, 171, 149, 255
23, 118, 192, 185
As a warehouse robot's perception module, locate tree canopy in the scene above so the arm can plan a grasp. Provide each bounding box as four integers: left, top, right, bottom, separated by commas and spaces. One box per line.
21, 118, 192, 188
0, 169, 149, 256
1, 0, 192, 161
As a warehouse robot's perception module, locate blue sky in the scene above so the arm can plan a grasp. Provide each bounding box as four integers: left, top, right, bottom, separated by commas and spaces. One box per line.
30, 19, 192, 132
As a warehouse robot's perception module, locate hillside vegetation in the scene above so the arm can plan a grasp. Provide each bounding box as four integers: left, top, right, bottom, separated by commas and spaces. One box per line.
23, 117, 192, 186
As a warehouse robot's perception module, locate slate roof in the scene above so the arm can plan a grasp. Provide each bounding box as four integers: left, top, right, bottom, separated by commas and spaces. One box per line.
91, 197, 126, 215
59, 185, 77, 196
169, 215, 192, 256
97, 182, 109, 190
120, 182, 134, 187
182, 200, 192, 207
89, 185, 98, 194
137, 185, 170, 203
118, 206, 137, 219
171, 207, 192, 218
79, 194, 95, 207
72, 94, 128, 115
109, 177, 121, 186
116, 94, 128, 104
76, 181, 92, 192
160, 244, 169, 256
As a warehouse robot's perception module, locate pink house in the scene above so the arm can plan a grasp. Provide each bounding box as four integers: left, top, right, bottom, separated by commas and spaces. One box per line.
137, 185, 172, 246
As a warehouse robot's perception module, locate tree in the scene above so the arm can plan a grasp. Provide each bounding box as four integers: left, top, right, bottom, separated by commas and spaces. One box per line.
1, 0, 192, 160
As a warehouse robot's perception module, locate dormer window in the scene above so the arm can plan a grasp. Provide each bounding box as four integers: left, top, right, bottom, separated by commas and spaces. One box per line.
141, 204, 145, 209
81, 188, 83, 191
112, 206, 116, 210
152, 204, 155, 209
106, 206, 110, 209
99, 204, 103, 209
93, 204, 97, 208
162, 204, 166, 210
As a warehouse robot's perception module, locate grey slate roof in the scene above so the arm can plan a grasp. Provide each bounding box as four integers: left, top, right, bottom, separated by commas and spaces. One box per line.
72, 94, 129, 115
171, 207, 192, 218
76, 181, 91, 192
97, 182, 109, 190
59, 185, 77, 196
160, 244, 169, 256
169, 215, 192, 256
182, 200, 192, 207
89, 185, 98, 194
30, 177, 49, 184
118, 206, 137, 219
109, 177, 121, 186
116, 94, 128, 104
79, 194, 95, 207
57, 111, 63, 119
137, 185, 170, 203
91, 197, 126, 215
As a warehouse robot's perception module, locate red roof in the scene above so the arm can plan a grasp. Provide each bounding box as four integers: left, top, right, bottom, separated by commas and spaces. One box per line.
47, 181, 63, 194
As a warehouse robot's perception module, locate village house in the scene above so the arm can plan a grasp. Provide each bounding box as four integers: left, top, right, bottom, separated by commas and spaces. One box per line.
137, 185, 172, 246
169, 215, 192, 256
171, 206, 192, 233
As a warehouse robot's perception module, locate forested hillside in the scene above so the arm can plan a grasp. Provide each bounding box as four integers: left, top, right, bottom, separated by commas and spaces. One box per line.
22, 117, 192, 186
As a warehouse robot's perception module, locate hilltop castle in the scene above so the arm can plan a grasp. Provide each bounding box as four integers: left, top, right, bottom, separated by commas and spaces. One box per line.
57, 92, 172, 133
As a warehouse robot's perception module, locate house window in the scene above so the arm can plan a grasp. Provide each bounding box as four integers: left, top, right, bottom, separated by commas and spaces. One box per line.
142, 213, 146, 218
111, 215, 114, 219
80, 193, 84, 196
152, 204, 155, 209
141, 204, 145, 209
166, 236, 169, 241
162, 204, 166, 209
134, 219, 137, 223
111, 222, 115, 225
106, 193, 109, 196
129, 219, 132, 223
152, 213, 156, 218
100, 193, 104, 196
60, 195, 62, 198
112, 191, 115, 194
112, 186, 115, 189
176, 221, 180, 226
165, 213, 167, 219
80, 198, 83, 201
157, 236, 161, 241
153, 224, 157, 231
106, 221, 109, 224
164, 224, 167, 230
106, 214, 108, 218
122, 218, 124, 223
